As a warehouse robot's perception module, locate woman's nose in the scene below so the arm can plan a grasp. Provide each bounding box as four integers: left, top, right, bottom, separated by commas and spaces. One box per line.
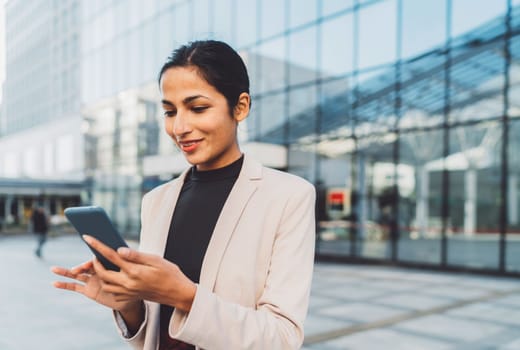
172, 112, 191, 136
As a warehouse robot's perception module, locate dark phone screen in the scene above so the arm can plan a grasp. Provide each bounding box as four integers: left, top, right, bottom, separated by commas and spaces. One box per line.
64, 206, 128, 271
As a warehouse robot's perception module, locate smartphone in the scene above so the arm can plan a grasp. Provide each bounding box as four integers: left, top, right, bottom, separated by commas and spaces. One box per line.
64, 206, 128, 271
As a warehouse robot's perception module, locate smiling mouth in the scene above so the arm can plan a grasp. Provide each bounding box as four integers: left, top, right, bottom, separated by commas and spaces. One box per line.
179, 139, 202, 152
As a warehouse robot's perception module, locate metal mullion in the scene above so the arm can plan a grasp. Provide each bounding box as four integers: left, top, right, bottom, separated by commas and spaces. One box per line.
284, 0, 291, 165
350, 0, 360, 258
315, 0, 323, 184
499, 0, 512, 272
391, 0, 403, 262
441, 0, 452, 267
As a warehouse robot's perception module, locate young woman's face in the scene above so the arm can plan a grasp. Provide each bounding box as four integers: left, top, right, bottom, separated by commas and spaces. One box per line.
160, 66, 246, 171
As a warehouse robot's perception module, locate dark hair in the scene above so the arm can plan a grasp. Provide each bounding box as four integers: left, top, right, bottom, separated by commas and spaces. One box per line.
158, 40, 251, 112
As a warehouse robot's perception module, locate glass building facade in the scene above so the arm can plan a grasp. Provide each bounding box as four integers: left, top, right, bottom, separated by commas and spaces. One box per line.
79, 0, 520, 275
0, 0, 83, 228
3, 0, 80, 136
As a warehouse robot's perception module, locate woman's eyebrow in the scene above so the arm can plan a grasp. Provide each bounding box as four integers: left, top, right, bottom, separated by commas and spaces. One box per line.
162, 95, 210, 107
161, 99, 174, 107
183, 95, 210, 104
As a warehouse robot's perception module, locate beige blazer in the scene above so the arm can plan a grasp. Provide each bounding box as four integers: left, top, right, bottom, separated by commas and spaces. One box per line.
117, 155, 316, 350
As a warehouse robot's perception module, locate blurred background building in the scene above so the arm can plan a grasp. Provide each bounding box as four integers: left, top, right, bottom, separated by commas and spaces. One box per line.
0, 0, 83, 229
1, 0, 520, 276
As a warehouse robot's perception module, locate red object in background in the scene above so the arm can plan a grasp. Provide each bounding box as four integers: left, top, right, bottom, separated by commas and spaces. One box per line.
329, 192, 344, 204
328, 191, 344, 212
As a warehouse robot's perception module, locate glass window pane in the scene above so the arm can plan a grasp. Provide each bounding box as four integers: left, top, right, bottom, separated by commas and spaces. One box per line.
451, 0, 506, 38
319, 77, 351, 140
288, 143, 317, 182
158, 9, 175, 63
447, 122, 501, 269
289, 0, 317, 28
355, 68, 397, 135
252, 37, 287, 94
315, 154, 354, 257
507, 120, 520, 272
509, 29, 520, 115
258, 93, 286, 144
402, 0, 446, 60
358, 0, 397, 69
261, 0, 286, 39
320, 13, 354, 77
193, 0, 211, 37
398, 129, 444, 264
140, 21, 156, 85
288, 26, 317, 85
399, 53, 446, 130
288, 85, 317, 143
114, 0, 128, 37
449, 43, 505, 124
173, 3, 190, 47
355, 135, 396, 259
213, 0, 233, 43
322, 0, 354, 17
241, 95, 260, 141
236, 0, 257, 47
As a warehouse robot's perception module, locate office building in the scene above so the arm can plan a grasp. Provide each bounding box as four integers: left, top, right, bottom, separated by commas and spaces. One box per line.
2, 0, 519, 275
0, 0, 83, 227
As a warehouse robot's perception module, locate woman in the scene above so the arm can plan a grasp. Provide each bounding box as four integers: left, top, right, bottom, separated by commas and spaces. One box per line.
52, 40, 315, 350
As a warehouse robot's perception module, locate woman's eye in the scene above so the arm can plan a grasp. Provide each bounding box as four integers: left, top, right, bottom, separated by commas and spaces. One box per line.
164, 110, 176, 117
192, 106, 208, 113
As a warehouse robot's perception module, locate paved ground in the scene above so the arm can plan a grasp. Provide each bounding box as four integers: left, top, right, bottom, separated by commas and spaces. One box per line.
1, 234, 520, 349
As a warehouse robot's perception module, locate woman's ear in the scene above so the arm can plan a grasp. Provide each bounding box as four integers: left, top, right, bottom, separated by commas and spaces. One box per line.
233, 93, 250, 122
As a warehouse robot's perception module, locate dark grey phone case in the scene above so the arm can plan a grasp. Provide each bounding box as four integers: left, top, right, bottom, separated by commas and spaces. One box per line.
64, 206, 128, 271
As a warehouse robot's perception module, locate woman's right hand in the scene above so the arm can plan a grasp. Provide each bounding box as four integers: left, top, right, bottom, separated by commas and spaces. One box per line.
51, 260, 141, 313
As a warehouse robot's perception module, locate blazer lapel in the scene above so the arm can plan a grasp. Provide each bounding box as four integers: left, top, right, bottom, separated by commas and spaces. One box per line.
199, 156, 262, 290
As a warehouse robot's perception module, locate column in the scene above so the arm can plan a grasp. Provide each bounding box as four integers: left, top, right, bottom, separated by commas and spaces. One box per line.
5, 195, 13, 224
357, 154, 366, 240
56, 199, 63, 215
464, 168, 477, 236
508, 174, 518, 225
43, 197, 51, 214
17, 198, 25, 226
415, 165, 429, 237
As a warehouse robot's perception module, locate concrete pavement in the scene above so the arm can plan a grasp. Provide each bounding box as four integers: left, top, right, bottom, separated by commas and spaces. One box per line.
1, 234, 519, 349
303, 264, 520, 349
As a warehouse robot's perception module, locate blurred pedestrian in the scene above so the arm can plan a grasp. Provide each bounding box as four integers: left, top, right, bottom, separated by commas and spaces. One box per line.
32, 205, 49, 258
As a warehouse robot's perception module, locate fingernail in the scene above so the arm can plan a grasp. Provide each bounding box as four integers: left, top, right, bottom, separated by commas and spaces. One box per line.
82, 235, 92, 243
118, 247, 130, 256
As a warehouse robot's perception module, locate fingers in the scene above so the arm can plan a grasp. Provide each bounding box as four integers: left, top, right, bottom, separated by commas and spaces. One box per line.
102, 283, 134, 296
52, 266, 82, 280
51, 266, 71, 278
70, 260, 94, 275
117, 247, 157, 266
83, 235, 126, 271
53, 280, 84, 294
51, 266, 91, 283
92, 256, 126, 285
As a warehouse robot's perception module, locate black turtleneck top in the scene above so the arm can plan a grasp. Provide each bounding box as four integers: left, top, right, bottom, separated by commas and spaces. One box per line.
159, 155, 244, 349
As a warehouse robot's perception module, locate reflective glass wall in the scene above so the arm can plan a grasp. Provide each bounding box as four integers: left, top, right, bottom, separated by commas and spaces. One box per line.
236, 0, 520, 275
80, 0, 520, 275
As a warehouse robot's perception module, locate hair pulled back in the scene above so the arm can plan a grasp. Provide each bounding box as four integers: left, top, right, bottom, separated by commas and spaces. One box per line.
158, 40, 251, 112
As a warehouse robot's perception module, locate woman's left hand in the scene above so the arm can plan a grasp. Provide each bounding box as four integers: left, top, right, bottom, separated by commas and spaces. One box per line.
83, 235, 197, 312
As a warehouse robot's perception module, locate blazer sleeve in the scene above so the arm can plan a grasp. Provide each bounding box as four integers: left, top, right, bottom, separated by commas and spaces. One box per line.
112, 193, 152, 350
169, 182, 316, 349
